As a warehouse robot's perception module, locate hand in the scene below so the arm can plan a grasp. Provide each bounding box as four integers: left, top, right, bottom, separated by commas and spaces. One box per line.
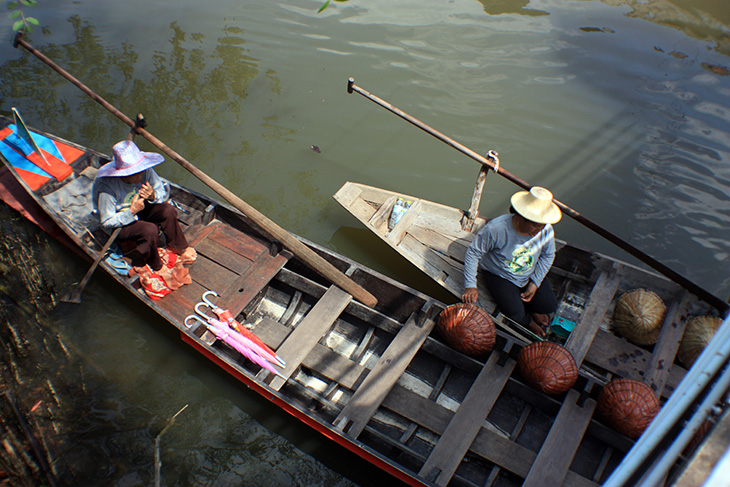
138, 182, 155, 201
521, 282, 538, 302
462, 287, 479, 303
129, 193, 145, 215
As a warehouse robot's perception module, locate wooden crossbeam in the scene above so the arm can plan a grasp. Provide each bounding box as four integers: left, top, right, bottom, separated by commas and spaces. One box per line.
522, 389, 598, 487
267, 286, 352, 391
418, 350, 516, 486
644, 292, 692, 397
334, 305, 437, 438
565, 268, 621, 364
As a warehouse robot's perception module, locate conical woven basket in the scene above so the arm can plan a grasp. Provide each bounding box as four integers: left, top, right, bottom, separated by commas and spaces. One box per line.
596, 379, 660, 439
678, 316, 722, 368
437, 303, 496, 357
517, 341, 578, 395
613, 289, 666, 345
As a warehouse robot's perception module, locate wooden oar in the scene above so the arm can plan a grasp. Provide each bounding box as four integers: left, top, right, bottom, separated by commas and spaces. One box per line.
14, 34, 378, 308
346, 77, 729, 314
62, 227, 121, 304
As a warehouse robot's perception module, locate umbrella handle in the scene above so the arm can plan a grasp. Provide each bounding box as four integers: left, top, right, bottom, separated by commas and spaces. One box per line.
185, 315, 207, 329
201, 290, 219, 308
195, 302, 215, 321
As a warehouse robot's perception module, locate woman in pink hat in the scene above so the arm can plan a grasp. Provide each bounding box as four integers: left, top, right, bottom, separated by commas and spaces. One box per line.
92, 138, 196, 282
462, 187, 561, 338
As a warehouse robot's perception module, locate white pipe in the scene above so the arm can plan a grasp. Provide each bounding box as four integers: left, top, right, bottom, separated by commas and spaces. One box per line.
638, 359, 730, 487
603, 315, 730, 487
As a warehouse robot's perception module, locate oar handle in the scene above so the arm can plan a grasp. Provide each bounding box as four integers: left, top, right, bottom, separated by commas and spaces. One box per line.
346, 77, 728, 314
14, 34, 378, 308
64, 227, 122, 303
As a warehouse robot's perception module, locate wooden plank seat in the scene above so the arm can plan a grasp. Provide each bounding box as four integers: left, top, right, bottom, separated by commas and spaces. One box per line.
522, 389, 598, 487
417, 348, 517, 486
157, 220, 291, 325
564, 268, 621, 364
267, 285, 352, 391
333, 304, 437, 438
644, 292, 692, 397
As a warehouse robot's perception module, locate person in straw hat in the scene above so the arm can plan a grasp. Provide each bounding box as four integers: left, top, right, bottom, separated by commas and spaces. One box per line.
462, 186, 561, 337
92, 136, 196, 283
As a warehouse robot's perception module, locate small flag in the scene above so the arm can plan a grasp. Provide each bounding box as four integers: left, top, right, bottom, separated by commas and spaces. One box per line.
12, 107, 51, 168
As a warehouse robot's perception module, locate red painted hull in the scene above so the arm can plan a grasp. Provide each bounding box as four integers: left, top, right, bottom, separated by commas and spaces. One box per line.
179, 332, 423, 487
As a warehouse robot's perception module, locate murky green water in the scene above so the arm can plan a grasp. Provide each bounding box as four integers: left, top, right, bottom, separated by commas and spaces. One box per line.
1, 0, 729, 485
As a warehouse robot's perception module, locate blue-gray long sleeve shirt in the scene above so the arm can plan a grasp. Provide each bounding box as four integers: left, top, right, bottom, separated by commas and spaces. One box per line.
92, 169, 169, 233
463, 214, 555, 290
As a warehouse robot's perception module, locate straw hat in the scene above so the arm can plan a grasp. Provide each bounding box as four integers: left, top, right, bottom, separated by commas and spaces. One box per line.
510, 187, 562, 224
97, 140, 164, 178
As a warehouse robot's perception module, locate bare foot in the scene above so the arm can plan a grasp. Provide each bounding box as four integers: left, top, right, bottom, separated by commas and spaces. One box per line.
526, 318, 546, 338
531, 313, 549, 328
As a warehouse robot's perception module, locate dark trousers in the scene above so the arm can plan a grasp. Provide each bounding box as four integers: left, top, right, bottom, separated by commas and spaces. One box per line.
117, 202, 188, 271
481, 271, 557, 326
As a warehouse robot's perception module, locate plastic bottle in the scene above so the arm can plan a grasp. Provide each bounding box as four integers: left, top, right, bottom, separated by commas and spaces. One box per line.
388, 198, 412, 230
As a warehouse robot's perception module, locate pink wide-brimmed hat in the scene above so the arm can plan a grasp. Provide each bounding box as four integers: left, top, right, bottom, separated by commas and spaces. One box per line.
96, 140, 164, 178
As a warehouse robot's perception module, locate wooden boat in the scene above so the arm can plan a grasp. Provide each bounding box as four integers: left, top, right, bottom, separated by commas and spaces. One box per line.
332, 181, 729, 454
0, 115, 719, 487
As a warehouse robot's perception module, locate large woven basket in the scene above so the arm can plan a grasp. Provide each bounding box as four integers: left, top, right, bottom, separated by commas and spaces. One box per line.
613, 289, 666, 345
678, 316, 722, 368
437, 304, 496, 357
596, 379, 660, 439
517, 341, 578, 395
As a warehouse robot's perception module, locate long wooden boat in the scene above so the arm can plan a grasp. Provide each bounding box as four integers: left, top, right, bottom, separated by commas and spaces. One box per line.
0, 117, 718, 487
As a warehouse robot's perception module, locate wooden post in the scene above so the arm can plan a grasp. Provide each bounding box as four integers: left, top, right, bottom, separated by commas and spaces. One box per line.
462, 151, 497, 232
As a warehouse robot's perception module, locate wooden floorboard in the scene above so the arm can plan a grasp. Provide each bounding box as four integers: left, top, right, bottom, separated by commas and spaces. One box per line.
565, 269, 621, 364
522, 389, 598, 487
644, 292, 691, 397
418, 351, 516, 486
220, 249, 291, 319
267, 286, 352, 391
334, 306, 437, 439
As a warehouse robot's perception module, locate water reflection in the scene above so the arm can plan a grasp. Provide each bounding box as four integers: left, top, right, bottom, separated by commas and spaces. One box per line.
477, 0, 548, 17
595, 0, 730, 57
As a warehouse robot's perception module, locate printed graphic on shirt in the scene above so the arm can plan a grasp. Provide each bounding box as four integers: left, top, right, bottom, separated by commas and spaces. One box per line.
506, 246, 534, 274
121, 189, 139, 210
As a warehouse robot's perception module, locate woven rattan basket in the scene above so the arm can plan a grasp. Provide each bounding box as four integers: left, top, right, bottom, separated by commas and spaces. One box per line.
678, 316, 722, 368
517, 341, 578, 395
437, 303, 496, 357
613, 289, 666, 345
596, 379, 659, 439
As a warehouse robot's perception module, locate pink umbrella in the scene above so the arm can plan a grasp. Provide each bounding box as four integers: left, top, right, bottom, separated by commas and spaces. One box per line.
200, 291, 286, 367
185, 315, 284, 378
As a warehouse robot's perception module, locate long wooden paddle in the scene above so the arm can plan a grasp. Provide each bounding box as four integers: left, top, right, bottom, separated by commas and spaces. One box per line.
346, 77, 728, 314
14, 34, 378, 308
62, 227, 121, 304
